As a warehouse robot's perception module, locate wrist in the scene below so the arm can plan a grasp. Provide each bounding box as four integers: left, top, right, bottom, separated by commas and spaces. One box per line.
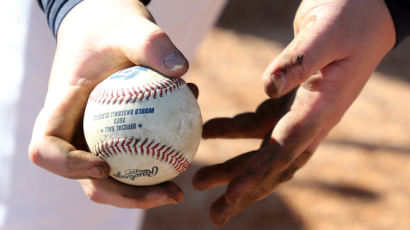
37, 0, 152, 37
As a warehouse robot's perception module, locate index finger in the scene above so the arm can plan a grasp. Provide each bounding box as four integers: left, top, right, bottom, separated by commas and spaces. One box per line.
29, 135, 109, 179
203, 92, 295, 139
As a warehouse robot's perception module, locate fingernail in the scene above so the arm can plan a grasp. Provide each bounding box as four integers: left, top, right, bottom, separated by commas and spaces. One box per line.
163, 51, 187, 70
88, 166, 108, 179
167, 199, 179, 205
157, 196, 179, 205
267, 72, 284, 97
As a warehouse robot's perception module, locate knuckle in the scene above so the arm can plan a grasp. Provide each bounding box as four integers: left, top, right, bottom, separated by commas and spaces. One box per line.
65, 154, 78, 172
294, 150, 314, 167
62, 168, 76, 179
63, 154, 87, 179
28, 143, 42, 166
301, 73, 323, 91
277, 150, 296, 165
142, 29, 169, 52
278, 150, 314, 183
278, 167, 298, 183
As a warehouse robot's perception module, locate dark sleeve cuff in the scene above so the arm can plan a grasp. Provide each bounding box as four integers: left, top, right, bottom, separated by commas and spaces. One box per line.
37, 0, 151, 38
384, 0, 410, 46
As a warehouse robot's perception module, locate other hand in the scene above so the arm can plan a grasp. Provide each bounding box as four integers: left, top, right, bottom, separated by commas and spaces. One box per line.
193, 0, 395, 225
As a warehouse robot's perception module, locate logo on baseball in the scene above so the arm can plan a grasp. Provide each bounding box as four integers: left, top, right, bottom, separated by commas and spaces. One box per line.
83, 66, 202, 186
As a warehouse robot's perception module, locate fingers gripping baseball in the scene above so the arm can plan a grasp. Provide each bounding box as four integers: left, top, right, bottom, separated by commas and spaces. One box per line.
108, 0, 189, 78
56, 0, 189, 87
78, 179, 183, 209
29, 89, 110, 179
29, 0, 191, 209
29, 136, 109, 179
120, 27, 189, 78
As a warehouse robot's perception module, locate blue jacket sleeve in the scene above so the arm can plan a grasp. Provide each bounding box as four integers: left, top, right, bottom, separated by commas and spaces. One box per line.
384, 0, 410, 46
36, 0, 151, 37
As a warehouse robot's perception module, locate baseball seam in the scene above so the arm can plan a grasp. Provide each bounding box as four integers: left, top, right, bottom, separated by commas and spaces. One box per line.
92, 137, 190, 173
88, 78, 185, 104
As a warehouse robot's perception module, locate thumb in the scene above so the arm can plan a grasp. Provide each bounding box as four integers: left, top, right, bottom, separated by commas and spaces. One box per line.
263, 19, 343, 98
118, 18, 189, 78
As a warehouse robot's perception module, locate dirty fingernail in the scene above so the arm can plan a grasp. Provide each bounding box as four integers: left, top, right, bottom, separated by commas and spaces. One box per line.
266, 72, 284, 97
156, 195, 180, 206
163, 51, 187, 70
167, 198, 179, 205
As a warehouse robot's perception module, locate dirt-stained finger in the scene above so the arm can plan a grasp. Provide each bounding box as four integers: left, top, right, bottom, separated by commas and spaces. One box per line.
203, 99, 288, 139
210, 147, 316, 226
78, 178, 183, 209
29, 136, 109, 179
209, 195, 235, 226
224, 140, 292, 205
193, 151, 256, 191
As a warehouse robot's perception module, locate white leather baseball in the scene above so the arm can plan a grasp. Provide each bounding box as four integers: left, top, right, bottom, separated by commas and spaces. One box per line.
83, 66, 202, 186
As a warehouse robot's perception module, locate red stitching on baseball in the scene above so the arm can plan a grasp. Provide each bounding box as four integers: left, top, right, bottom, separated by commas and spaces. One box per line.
145, 140, 154, 155
140, 138, 148, 155
161, 146, 171, 161
89, 78, 185, 105
92, 137, 190, 173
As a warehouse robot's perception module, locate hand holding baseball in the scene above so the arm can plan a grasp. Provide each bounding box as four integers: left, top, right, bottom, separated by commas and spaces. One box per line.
193, 0, 396, 225
29, 0, 190, 208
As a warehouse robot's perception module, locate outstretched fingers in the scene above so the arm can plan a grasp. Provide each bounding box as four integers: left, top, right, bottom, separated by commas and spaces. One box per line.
203, 98, 290, 139
202, 88, 328, 225
193, 151, 257, 191
209, 148, 315, 226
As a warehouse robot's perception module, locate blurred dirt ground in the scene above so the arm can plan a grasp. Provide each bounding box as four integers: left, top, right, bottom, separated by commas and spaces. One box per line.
142, 0, 410, 229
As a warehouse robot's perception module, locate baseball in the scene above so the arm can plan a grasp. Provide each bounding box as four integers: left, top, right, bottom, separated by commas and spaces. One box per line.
83, 66, 202, 186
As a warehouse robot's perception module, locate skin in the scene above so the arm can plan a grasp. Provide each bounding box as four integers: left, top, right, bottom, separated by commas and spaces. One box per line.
29, 0, 190, 209
192, 0, 396, 226
29, 0, 396, 225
